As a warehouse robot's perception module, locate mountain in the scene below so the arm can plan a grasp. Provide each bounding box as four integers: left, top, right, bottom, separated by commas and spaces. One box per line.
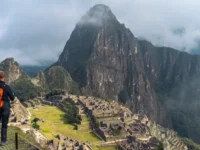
0, 58, 27, 84
33, 65, 79, 94
0, 58, 43, 101
56, 4, 200, 143
56, 4, 161, 123
0, 58, 78, 101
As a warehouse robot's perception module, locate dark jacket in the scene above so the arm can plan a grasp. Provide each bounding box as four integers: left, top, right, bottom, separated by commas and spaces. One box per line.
0, 80, 15, 107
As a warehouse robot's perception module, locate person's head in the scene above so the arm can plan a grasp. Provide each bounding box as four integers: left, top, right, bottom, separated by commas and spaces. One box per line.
0, 71, 5, 81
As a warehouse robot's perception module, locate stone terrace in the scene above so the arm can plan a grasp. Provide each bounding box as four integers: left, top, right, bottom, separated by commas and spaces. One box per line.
48, 134, 92, 150
24, 94, 189, 150
76, 95, 151, 142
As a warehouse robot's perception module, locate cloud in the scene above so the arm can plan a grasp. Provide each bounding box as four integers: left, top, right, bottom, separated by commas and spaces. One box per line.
0, 0, 200, 65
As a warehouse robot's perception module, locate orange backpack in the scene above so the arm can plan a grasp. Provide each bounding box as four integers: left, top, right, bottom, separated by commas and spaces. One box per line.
0, 85, 5, 109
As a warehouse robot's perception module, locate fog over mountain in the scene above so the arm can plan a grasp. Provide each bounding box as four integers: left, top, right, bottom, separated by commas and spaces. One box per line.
0, 0, 200, 65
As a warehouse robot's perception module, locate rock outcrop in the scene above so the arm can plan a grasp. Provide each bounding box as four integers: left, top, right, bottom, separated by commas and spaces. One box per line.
27, 129, 48, 148
55, 4, 200, 143
0, 58, 27, 84
10, 99, 31, 123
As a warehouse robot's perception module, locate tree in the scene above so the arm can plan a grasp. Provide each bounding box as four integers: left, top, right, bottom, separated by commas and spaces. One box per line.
31, 117, 40, 123
74, 124, 78, 130
31, 117, 40, 130
32, 123, 40, 129
158, 142, 164, 150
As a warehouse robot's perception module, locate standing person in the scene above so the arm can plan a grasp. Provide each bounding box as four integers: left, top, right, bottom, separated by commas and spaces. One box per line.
0, 71, 15, 146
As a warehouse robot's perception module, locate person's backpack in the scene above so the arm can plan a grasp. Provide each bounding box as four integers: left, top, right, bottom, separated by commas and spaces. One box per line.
0, 84, 5, 109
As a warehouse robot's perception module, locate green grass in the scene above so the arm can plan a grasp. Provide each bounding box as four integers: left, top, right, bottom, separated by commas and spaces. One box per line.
96, 146, 119, 150
0, 126, 41, 150
82, 115, 89, 122
29, 106, 101, 143
182, 138, 200, 150
125, 119, 134, 125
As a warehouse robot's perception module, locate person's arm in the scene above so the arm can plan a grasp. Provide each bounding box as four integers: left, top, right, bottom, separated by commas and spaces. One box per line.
6, 85, 15, 101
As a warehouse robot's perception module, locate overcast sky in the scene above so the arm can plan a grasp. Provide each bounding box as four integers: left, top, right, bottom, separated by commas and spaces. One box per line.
0, 0, 200, 66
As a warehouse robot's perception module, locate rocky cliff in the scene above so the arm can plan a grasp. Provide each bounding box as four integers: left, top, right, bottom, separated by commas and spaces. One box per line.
10, 98, 31, 123
0, 58, 27, 84
56, 4, 200, 143
56, 4, 160, 122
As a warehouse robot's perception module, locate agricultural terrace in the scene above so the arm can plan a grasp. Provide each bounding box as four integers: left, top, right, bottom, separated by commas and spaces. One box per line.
29, 106, 101, 143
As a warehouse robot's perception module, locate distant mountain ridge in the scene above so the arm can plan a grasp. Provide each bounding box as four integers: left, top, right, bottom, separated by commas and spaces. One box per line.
55, 4, 200, 143
21, 65, 47, 77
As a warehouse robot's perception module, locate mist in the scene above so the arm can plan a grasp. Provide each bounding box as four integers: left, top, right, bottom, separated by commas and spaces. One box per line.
0, 0, 200, 65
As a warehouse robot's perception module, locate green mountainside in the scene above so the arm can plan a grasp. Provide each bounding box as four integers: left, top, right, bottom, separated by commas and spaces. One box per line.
0, 58, 41, 101
0, 59, 79, 101
33, 65, 80, 94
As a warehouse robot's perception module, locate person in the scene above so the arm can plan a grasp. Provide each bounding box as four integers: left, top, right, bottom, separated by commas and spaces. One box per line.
0, 71, 15, 146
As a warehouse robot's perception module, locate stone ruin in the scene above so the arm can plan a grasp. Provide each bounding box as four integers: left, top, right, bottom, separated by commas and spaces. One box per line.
77, 96, 151, 142
48, 134, 92, 150
119, 136, 160, 150
149, 122, 188, 150
9, 98, 31, 124
19, 94, 189, 150
75, 95, 188, 150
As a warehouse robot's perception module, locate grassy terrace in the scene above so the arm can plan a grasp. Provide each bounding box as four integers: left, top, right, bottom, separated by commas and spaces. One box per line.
92, 146, 119, 150
29, 104, 119, 150
0, 126, 41, 150
29, 106, 100, 143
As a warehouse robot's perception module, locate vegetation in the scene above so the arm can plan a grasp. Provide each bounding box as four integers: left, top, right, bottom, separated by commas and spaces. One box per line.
44, 66, 80, 94
110, 125, 121, 136
69, 81, 81, 95
31, 117, 40, 129
182, 138, 200, 150
11, 77, 43, 101
46, 89, 66, 97
29, 106, 101, 142
118, 90, 129, 104
97, 146, 119, 150
157, 142, 164, 150
73, 124, 78, 130
1, 126, 42, 150
93, 117, 100, 128
61, 99, 82, 125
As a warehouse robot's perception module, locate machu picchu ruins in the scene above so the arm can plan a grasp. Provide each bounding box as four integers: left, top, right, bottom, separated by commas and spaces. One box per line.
19, 92, 190, 150
48, 134, 92, 150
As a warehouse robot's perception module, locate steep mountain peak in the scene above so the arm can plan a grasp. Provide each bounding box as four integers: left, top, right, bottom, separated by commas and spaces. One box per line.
89, 4, 112, 15
78, 4, 117, 26
0, 58, 28, 84
1, 57, 19, 66
54, 4, 200, 144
